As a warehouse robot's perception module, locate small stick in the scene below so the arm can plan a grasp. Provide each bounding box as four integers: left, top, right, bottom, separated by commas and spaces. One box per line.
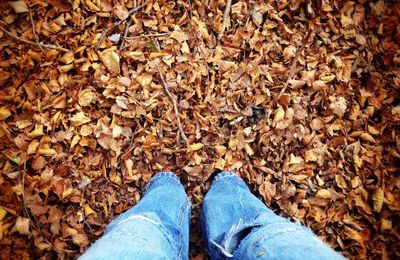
158, 71, 188, 145
0, 25, 69, 52
277, 30, 312, 99
124, 32, 169, 39
28, 9, 44, 52
96, 0, 150, 50
119, 18, 131, 50
217, 0, 233, 42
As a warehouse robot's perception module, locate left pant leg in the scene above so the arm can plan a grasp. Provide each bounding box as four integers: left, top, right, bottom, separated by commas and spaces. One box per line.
80, 172, 191, 260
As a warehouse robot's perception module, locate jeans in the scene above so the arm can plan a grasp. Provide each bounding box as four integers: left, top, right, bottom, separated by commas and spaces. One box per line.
80, 172, 344, 260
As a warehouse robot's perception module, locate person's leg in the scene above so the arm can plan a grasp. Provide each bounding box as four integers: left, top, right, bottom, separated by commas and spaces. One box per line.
80, 172, 191, 260
201, 171, 344, 260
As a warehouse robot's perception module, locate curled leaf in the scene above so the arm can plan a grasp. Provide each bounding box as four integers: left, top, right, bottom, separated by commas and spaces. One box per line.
372, 188, 384, 212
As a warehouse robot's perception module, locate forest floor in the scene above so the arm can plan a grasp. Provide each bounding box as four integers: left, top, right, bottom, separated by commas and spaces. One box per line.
0, 0, 399, 259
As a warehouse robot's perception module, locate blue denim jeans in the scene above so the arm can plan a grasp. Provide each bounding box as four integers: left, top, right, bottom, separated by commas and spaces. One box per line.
80, 172, 344, 260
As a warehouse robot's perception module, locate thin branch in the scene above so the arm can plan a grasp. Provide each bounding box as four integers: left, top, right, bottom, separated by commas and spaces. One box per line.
96, 0, 150, 50
217, 0, 233, 42
277, 30, 312, 99
0, 26, 69, 52
158, 71, 189, 145
119, 18, 131, 50
124, 32, 169, 39
28, 8, 44, 52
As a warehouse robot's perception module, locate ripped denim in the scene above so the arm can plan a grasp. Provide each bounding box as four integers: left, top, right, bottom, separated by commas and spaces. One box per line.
80, 172, 344, 260
202, 172, 344, 260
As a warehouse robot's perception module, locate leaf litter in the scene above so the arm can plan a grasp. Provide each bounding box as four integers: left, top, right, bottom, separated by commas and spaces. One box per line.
0, 0, 399, 258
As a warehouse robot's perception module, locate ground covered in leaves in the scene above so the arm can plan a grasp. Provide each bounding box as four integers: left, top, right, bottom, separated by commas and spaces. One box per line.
0, 0, 399, 259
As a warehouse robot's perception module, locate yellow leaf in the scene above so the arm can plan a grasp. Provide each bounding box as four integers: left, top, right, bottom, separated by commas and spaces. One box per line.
36, 242, 51, 250
12, 184, 24, 196
372, 188, 384, 212
8, 1, 28, 13
136, 73, 153, 87
194, 152, 202, 165
273, 107, 285, 124
170, 29, 188, 43
70, 135, 80, 149
0, 206, 7, 221
27, 124, 44, 138
0, 108, 11, 120
84, 204, 95, 217
188, 143, 204, 152
214, 145, 227, 156
181, 41, 190, 54
69, 112, 91, 126
381, 218, 392, 231
59, 51, 74, 64
78, 89, 95, 106
367, 125, 380, 135
215, 158, 226, 170
316, 189, 331, 199
360, 133, 376, 143
62, 188, 73, 199
244, 143, 254, 156
100, 50, 120, 74
27, 140, 39, 155
288, 154, 303, 165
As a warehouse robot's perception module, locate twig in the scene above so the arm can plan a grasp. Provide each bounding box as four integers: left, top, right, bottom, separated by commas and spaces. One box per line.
28, 8, 44, 52
158, 71, 188, 145
277, 30, 312, 99
96, 0, 150, 50
0, 26, 69, 52
217, 0, 233, 42
119, 18, 132, 50
124, 32, 169, 39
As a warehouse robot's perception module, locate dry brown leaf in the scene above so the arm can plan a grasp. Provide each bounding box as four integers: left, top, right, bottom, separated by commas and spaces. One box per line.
15, 217, 30, 235
8, 1, 28, 13
78, 89, 95, 106
100, 50, 120, 74
188, 143, 204, 152
316, 189, 331, 199
69, 112, 91, 126
136, 73, 153, 87
372, 188, 384, 212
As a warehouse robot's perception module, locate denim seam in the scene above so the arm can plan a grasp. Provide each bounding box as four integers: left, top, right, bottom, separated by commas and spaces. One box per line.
211, 172, 237, 187
176, 199, 190, 260
144, 171, 180, 194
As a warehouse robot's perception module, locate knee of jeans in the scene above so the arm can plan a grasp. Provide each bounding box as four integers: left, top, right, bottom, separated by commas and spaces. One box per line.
208, 218, 264, 258
210, 174, 248, 192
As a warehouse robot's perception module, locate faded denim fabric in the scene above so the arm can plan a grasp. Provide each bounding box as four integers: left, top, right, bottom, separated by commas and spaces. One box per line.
81, 171, 344, 260
202, 171, 345, 260
80, 172, 191, 260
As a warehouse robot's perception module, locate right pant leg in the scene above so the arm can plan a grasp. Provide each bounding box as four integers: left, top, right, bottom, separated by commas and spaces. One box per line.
201, 171, 344, 260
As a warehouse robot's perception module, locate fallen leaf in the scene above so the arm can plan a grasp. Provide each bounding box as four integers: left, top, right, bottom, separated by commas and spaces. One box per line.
15, 216, 30, 235
188, 143, 204, 152
84, 204, 95, 217
136, 73, 153, 87
69, 112, 91, 126
316, 189, 331, 199
372, 188, 384, 212
8, 1, 28, 13
100, 50, 120, 74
